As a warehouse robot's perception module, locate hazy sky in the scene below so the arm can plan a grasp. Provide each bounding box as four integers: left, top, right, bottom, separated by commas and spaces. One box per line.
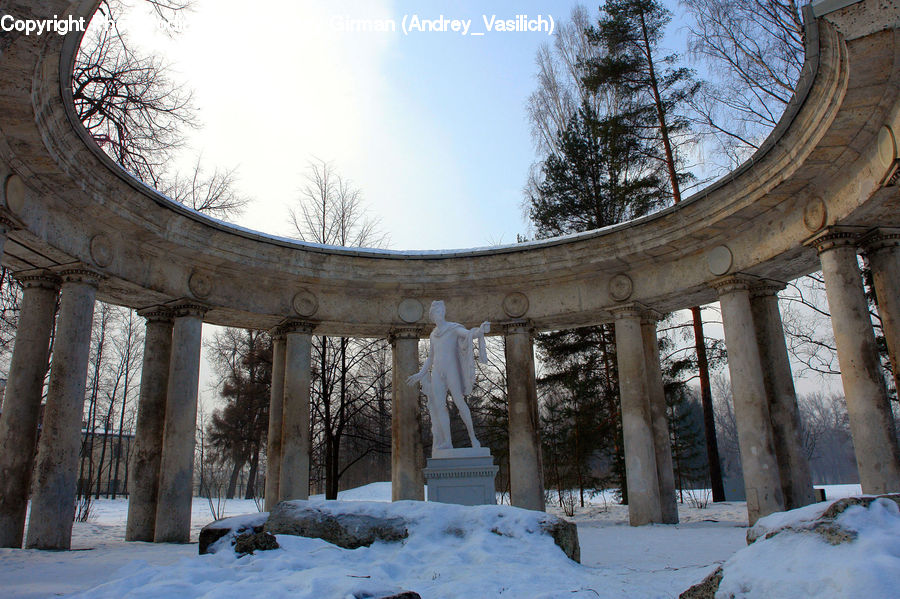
115, 0, 690, 250
105, 1, 842, 404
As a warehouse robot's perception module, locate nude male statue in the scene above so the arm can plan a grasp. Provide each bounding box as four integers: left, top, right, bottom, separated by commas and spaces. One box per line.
406, 300, 490, 454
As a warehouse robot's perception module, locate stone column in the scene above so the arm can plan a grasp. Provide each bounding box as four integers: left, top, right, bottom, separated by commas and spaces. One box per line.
749, 282, 815, 509
154, 303, 206, 543
125, 308, 174, 542
641, 313, 679, 524
280, 322, 314, 501
0, 271, 59, 548
390, 328, 425, 501
814, 231, 900, 493
862, 230, 900, 398
504, 321, 545, 511
0, 217, 13, 262
26, 268, 100, 550
613, 307, 662, 526
713, 277, 784, 524
265, 328, 286, 510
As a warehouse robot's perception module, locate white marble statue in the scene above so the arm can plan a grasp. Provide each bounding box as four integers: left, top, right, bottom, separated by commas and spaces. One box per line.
406, 300, 490, 453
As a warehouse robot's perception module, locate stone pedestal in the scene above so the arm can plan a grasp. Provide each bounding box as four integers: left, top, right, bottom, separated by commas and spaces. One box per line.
424, 447, 498, 506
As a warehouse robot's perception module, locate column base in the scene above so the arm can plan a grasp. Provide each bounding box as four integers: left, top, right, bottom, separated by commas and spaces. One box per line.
424, 450, 498, 506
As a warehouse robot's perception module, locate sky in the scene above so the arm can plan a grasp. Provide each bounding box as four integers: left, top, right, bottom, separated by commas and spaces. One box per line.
112, 0, 695, 250
102, 1, 843, 404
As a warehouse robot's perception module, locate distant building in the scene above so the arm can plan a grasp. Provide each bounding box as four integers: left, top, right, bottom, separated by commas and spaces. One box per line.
77, 429, 135, 497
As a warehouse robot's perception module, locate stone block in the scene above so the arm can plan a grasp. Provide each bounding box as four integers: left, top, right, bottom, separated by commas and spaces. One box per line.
265, 501, 409, 549
424, 450, 499, 506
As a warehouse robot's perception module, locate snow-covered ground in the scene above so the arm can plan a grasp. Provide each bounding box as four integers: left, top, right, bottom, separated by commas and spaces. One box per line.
0, 484, 864, 598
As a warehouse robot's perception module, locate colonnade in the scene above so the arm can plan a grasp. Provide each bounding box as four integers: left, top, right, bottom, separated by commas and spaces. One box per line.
262, 322, 546, 510
0, 249, 209, 548
0, 224, 898, 548
610, 226, 900, 526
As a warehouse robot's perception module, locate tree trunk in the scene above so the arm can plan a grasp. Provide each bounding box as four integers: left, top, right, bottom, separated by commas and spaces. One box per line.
95, 405, 114, 499
638, 8, 725, 502
245, 448, 259, 500
82, 317, 107, 500
226, 458, 244, 500
692, 307, 726, 501
111, 389, 128, 499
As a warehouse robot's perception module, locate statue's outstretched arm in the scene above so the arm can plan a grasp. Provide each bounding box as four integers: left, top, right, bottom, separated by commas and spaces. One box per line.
406, 342, 433, 386
454, 321, 490, 337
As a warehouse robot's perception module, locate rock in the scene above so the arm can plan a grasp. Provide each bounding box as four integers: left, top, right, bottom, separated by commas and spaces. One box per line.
746, 493, 900, 545
539, 516, 580, 563
679, 566, 722, 599
233, 531, 279, 555
375, 593, 421, 599
265, 501, 409, 549
682, 494, 900, 598
198, 512, 268, 555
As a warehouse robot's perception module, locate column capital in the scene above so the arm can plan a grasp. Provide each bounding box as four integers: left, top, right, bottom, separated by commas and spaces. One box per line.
749, 279, 787, 298
640, 309, 665, 325
806, 226, 865, 254
388, 326, 422, 342
0, 214, 17, 233
859, 227, 900, 254
710, 274, 757, 296
268, 324, 287, 340
53, 264, 103, 287
610, 302, 648, 320
281, 319, 316, 335
136, 305, 174, 323
166, 301, 208, 319
501, 319, 532, 335
13, 268, 60, 291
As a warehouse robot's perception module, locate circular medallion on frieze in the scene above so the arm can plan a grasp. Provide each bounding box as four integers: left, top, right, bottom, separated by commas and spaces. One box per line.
502, 292, 529, 318
3, 174, 26, 215
90, 234, 113, 267
877, 125, 897, 169
608, 274, 633, 302
802, 197, 827, 233
707, 245, 733, 276
188, 271, 212, 298
397, 298, 424, 323
292, 289, 318, 317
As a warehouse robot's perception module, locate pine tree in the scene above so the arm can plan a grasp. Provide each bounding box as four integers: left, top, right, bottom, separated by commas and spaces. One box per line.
529, 98, 665, 504
206, 330, 272, 500
584, 0, 726, 502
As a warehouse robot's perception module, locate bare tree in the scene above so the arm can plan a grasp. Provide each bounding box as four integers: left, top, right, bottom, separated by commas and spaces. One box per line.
204, 328, 271, 500
527, 6, 609, 158
681, 0, 898, 404
289, 160, 389, 498
77, 305, 142, 500
682, 0, 807, 168
108, 309, 143, 498
73, 1, 196, 186
73, 1, 248, 221
798, 392, 858, 484
158, 155, 249, 221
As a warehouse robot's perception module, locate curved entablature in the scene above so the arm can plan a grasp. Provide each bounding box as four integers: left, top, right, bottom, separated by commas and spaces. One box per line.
1, 0, 899, 336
